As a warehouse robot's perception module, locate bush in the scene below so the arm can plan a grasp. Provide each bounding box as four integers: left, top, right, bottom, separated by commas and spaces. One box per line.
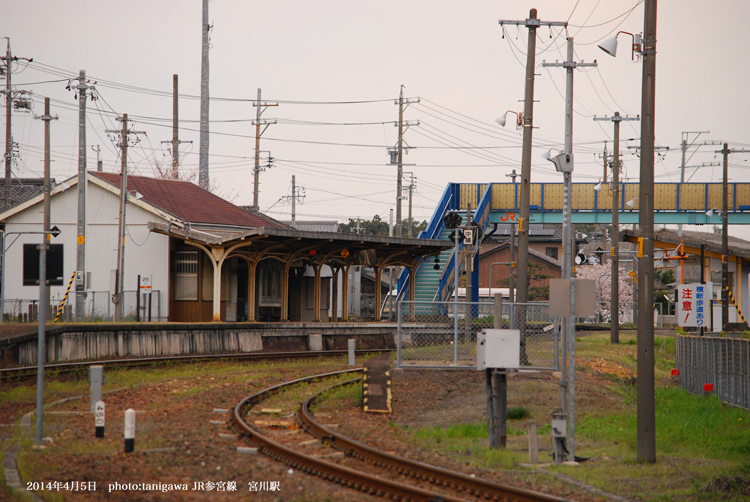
507, 406, 531, 420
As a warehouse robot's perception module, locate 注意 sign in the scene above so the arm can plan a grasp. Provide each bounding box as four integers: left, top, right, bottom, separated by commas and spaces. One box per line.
677, 282, 712, 327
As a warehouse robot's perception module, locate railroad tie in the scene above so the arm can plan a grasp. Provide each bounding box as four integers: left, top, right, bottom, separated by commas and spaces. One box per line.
725, 287, 748, 324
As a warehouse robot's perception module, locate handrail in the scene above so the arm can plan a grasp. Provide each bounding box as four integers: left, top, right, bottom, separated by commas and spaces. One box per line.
394, 185, 457, 304
437, 184, 494, 302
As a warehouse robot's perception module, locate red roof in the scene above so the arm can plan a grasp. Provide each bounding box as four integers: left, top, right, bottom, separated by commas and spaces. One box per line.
90, 172, 286, 229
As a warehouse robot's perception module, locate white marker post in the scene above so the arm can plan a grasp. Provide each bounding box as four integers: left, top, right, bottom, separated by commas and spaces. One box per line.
89, 365, 103, 413
95, 401, 105, 438
347, 339, 355, 366
124, 409, 135, 453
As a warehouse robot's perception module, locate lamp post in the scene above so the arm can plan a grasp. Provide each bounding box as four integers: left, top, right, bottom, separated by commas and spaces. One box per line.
600, 12, 658, 463
495, 110, 522, 130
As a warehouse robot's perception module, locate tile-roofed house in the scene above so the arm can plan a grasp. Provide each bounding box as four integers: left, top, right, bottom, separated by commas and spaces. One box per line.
481, 223, 586, 263
92, 172, 288, 229
0, 178, 50, 211
476, 242, 562, 296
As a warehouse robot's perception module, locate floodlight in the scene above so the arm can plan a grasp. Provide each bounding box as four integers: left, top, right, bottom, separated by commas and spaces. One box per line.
598, 36, 618, 57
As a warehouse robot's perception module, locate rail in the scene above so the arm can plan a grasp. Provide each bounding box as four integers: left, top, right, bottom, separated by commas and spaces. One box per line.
0, 349, 394, 382
298, 378, 569, 502
230, 369, 572, 502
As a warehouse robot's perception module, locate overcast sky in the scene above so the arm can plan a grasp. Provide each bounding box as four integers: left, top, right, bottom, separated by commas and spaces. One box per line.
4, 0, 750, 230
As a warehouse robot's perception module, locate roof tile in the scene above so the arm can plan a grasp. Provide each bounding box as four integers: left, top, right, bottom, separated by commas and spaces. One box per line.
91, 172, 286, 228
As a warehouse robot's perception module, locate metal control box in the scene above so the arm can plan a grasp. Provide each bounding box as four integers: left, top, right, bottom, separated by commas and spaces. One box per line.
477, 329, 520, 370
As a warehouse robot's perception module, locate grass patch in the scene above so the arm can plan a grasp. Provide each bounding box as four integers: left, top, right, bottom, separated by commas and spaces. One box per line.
507, 406, 530, 420
579, 386, 750, 459
395, 332, 750, 501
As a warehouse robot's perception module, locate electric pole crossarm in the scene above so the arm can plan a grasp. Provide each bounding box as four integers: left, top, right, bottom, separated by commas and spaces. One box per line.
252, 120, 277, 138
160, 140, 193, 145
499, 19, 567, 27
592, 115, 640, 122
252, 102, 279, 111
542, 61, 597, 69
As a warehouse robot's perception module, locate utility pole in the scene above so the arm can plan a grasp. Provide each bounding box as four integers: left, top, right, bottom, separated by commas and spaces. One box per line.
2, 38, 32, 209
715, 144, 750, 331
637, 0, 657, 464
199, 0, 210, 189
74, 70, 91, 322
282, 175, 305, 226
389, 209, 394, 319
172, 74, 180, 174
722, 143, 728, 332
677, 132, 721, 237
107, 114, 145, 321
403, 172, 416, 238
251, 89, 277, 210
542, 36, 596, 462
35, 98, 57, 317
600, 142, 608, 183
291, 176, 297, 226
499, 11, 567, 335
3, 38, 10, 208
505, 170, 518, 303
33, 97, 56, 446
593, 113, 639, 345
92, 145, 102, 172
393, 85, 419, 236
408, 174, 414, 238
160, 75, 191, 179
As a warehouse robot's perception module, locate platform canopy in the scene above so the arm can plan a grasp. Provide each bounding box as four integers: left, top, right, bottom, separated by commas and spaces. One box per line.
149, 222, 451, 321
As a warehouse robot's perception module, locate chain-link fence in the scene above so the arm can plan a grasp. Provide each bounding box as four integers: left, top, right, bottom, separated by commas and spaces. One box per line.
676, 335, 750, 410
396, 300, 557, 370
1, 290, 163, 323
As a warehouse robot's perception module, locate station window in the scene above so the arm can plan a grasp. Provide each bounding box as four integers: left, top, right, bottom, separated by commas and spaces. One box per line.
23, 244, 64, 286
175, 251, 199, 301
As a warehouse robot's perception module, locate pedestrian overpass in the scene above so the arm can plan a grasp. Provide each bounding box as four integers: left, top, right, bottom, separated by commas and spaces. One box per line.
458, 182, 750, 225
395, 182, 750, 308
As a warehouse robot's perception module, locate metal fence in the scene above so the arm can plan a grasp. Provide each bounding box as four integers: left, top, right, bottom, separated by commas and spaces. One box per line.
1, 290, 163, 323
676, 335, 750, 410
396, 300, 558, 370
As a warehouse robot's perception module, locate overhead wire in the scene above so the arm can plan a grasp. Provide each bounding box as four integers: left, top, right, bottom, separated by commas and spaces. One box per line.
574, 0, 644, 46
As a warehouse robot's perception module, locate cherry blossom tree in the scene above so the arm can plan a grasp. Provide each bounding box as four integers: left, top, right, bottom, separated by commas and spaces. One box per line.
576, 263, 633, 322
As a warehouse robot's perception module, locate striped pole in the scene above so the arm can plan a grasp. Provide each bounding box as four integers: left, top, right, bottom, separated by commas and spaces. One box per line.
54, 271, 77, 322
725, 287, 747, 325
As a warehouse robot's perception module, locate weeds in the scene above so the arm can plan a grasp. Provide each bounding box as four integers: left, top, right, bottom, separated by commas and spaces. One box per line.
507, 406, 530, 420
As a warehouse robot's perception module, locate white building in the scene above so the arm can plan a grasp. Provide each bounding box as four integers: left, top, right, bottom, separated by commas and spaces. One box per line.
0, 171, 283, 321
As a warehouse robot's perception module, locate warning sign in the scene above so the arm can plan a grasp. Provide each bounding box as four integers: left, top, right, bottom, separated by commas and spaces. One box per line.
340, 249, 350, 258
677, 282, 712, 327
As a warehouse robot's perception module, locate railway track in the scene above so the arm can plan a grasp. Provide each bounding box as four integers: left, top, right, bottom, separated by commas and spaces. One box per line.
0, 349, 392, 382
231, 370, 575, 502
